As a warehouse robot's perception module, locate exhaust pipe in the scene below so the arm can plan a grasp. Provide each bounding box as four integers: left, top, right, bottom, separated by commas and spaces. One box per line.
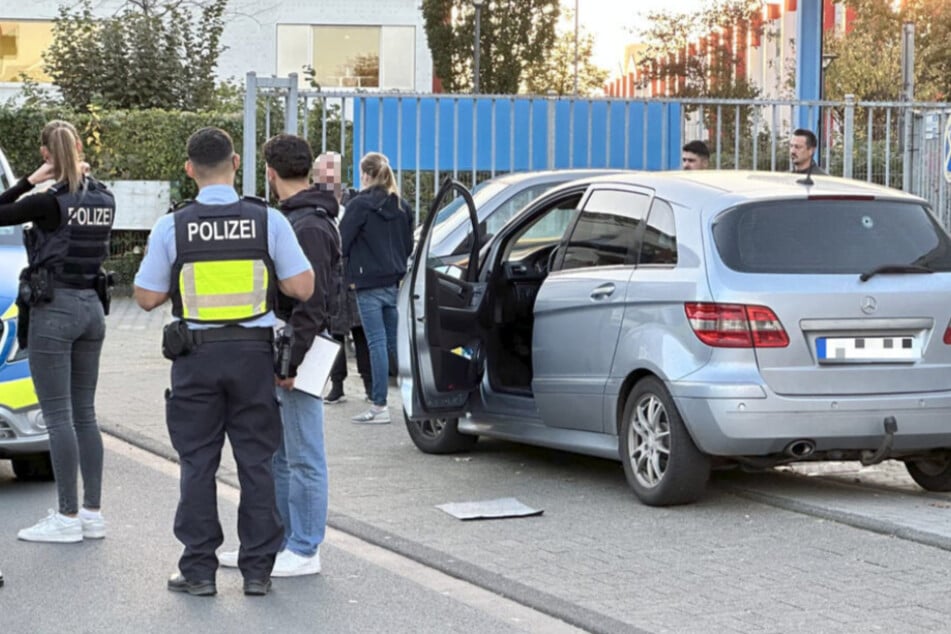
784, 439, 816, 459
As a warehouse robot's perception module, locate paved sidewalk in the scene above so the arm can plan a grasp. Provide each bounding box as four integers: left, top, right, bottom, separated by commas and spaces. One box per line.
96, 298, 951, 634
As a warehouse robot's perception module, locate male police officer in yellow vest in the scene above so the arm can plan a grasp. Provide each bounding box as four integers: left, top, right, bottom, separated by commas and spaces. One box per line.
133, 127, 314, 597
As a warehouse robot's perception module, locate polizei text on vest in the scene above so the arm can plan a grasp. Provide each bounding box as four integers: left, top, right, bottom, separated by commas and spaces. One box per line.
186, 219, 259, 242
68, 206, 114, 226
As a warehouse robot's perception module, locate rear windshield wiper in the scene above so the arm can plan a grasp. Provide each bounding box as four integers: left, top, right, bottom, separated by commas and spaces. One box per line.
859, 264, 934, 282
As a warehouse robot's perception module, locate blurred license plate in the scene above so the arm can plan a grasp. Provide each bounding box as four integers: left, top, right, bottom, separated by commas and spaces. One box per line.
816, 335, 920, 363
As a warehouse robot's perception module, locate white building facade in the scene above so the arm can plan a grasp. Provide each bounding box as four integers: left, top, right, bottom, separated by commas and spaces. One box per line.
0, 0, 434, 101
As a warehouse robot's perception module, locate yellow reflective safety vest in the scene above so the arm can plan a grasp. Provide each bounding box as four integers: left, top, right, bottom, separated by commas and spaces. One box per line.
169, 198, 276, 323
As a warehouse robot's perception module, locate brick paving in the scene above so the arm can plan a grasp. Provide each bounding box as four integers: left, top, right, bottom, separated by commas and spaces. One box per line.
97, 297, 951, 634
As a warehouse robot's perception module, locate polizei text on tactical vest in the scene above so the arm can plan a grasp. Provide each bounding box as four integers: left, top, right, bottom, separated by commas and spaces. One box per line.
186, 219, 258, 242
68, 206, 113, 225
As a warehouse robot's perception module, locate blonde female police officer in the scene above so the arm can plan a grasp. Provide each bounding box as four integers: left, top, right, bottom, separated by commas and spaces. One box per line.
0, 120, 115, 544
134, 127, 313, 597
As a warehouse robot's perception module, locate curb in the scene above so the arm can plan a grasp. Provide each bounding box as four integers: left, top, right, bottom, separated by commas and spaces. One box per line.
719, 474, 951, 553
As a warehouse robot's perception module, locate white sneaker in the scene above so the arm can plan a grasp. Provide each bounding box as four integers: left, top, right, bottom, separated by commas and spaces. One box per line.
352, 406, 391, 424
79, 508, 106, 539
271, 548, 321, 577
218, 549, 239, 568
17, 510, 82, 543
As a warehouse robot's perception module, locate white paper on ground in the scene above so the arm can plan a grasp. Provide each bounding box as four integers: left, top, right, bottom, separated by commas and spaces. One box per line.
435, 497, 544, 521
292, 333, 343, 398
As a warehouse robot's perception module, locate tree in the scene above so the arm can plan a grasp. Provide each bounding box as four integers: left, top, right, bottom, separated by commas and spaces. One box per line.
42, 0, 227, 111
421, 0, 561, 94
523, 9, 609, 96
636, 0, 762, 100
825, 0, 951, 102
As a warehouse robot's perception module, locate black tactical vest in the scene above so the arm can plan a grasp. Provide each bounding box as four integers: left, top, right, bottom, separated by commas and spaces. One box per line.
25, 178, 116, 289
168, 197, 277, 322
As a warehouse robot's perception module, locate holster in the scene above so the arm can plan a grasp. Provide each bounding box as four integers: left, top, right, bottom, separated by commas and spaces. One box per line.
15, 295, 29, 350
161, 320, 194, 361
95, 269, 116, 316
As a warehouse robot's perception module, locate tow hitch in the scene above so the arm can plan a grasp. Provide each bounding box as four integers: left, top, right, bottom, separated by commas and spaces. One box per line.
860, 416, 898, 466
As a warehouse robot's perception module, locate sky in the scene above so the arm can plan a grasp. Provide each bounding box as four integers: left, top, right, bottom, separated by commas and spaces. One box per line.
570, 0, 706, 73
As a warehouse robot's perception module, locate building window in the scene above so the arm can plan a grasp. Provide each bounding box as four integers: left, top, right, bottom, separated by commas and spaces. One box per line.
277, 24, 415, 90
0, 21, 54, 83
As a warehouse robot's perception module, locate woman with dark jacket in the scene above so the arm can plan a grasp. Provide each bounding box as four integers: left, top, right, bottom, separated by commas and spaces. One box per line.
338, 152, 414, 424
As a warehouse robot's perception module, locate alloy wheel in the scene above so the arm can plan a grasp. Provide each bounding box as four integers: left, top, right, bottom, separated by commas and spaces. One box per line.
628, 393, 671, 488
415, 417, 449, 440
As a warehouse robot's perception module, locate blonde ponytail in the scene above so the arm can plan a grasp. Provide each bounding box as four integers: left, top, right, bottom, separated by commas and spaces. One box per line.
359, 152, 398, 196
40, 120, 83, 193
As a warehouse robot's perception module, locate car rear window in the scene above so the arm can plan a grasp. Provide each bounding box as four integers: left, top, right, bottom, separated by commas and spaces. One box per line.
713, 199, 951, 274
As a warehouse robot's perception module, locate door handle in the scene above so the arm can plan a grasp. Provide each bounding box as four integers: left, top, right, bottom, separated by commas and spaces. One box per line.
590, 283, 615, 300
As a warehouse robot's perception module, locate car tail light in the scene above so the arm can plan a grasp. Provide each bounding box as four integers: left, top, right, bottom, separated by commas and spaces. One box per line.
943, 320, 951, 345
685, 303, 789, 348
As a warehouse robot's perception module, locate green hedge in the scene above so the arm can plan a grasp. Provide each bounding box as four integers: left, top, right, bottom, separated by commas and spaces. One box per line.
0, 107, 248, 291
0, 107, 245, 200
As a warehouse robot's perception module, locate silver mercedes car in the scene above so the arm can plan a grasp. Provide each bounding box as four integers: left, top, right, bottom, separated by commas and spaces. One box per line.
398, 170, 951, 506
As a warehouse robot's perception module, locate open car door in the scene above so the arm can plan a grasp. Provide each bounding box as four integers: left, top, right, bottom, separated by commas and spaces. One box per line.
402, 178, 487, 420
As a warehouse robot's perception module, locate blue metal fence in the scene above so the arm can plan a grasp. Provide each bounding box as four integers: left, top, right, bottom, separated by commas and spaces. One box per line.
243, 73, 951, 228
351, 96, 683, 176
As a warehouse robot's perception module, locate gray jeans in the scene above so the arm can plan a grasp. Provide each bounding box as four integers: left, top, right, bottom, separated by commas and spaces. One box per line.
28, 288, 106, 515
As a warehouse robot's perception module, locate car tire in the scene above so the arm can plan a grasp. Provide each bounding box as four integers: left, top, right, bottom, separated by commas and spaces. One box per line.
11, 453, 55, 481
404, 410, 478, 454
620, 377, 710, 506
904, 456, 951, 491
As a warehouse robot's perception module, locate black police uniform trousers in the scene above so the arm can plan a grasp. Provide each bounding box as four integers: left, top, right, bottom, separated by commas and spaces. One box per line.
165, 336, 283, 582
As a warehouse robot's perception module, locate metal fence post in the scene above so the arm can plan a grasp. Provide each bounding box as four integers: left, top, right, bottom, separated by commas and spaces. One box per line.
902, 104, 915, 193
547, 94, 557, 170
285, 73, 299, 135
243, 71, 258, 197
901, 23, 916, 192
843, 94, 855, 179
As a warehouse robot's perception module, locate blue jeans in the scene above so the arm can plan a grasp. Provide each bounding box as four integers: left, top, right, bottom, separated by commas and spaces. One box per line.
29, 289, 106, 516
273, 386, 327, 557
355, 286, 399, 406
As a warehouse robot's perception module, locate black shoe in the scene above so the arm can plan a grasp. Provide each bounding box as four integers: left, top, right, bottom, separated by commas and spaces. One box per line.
243, 578, 272, 596
167, 573, 216, 596
325, 383, 346, 404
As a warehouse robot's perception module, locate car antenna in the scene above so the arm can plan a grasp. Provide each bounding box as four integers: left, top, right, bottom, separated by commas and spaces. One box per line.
796, 162, 815, 186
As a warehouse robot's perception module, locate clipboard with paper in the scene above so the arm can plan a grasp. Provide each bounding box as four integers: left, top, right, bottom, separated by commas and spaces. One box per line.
292, 333, 343, 398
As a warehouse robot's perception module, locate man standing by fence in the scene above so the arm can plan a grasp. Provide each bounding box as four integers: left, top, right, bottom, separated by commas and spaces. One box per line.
681, 140, 710, 170
790, 129, 828, 175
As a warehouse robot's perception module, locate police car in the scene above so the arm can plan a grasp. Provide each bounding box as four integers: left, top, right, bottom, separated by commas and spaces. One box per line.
0, 148, 49, 480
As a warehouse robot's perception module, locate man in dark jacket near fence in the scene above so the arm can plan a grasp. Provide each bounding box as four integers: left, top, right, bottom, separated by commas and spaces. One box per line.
220, 133, 339, 577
